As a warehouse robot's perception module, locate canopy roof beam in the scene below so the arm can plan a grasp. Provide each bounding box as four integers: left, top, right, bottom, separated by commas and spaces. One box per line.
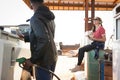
23, 0, 120, 10
44, 1, 116, 10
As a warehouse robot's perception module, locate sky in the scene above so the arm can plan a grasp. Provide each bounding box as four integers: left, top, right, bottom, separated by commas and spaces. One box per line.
0, 0, 115, 47
0, 0, 33, 25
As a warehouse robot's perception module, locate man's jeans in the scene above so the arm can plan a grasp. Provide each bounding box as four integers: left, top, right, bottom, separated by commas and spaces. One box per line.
35, 64, 56, 80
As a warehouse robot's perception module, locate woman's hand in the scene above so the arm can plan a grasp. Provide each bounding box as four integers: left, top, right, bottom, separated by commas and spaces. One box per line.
88, 35, 105, 42
87, 35, 94, 41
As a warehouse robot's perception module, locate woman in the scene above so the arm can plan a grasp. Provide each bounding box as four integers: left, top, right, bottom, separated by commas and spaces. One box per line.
70, 17, 106, 72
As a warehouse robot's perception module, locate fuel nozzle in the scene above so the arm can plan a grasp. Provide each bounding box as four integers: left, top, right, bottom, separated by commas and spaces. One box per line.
16, 57, 26, 68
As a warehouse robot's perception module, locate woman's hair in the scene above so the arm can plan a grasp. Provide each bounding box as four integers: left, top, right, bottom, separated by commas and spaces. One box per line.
92, 26, 95, 32
30, 0, 44, 3
93, 17, 102, 24
92, 17, 103, 32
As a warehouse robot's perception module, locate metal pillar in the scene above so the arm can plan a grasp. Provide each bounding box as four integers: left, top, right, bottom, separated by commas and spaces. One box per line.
85, 0, 95, 31
91, 0, 95, 27
85, 0, 89, 31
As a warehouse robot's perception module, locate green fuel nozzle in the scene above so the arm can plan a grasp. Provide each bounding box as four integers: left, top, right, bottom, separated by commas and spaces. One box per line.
16, 57, 26, 68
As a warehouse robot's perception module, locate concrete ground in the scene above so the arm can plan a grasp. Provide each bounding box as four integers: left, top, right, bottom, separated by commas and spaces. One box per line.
53, 55, 77, 80
53, 55, 86, 80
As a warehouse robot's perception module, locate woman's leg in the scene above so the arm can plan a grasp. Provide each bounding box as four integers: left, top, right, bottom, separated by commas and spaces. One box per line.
70, 44, 95, 72
77, 44, 95, 65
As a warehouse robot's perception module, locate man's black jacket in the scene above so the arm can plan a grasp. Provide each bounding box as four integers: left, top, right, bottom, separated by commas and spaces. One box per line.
24, 5, 58, 66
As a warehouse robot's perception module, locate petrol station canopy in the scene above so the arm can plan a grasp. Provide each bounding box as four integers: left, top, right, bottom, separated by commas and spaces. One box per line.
23, 0, 120, 11
23, 0, 120, 31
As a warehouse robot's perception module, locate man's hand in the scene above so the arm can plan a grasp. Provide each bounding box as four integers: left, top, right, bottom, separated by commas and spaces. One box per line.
24, 59, 33, 67
16, 29, 24, 40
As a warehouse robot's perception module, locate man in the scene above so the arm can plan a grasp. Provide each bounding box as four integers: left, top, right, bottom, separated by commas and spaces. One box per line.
18, 0, 58, 80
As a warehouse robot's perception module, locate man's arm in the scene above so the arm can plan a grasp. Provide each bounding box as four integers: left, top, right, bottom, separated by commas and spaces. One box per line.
16, 29, 30, 42
30, 17, 49, 64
